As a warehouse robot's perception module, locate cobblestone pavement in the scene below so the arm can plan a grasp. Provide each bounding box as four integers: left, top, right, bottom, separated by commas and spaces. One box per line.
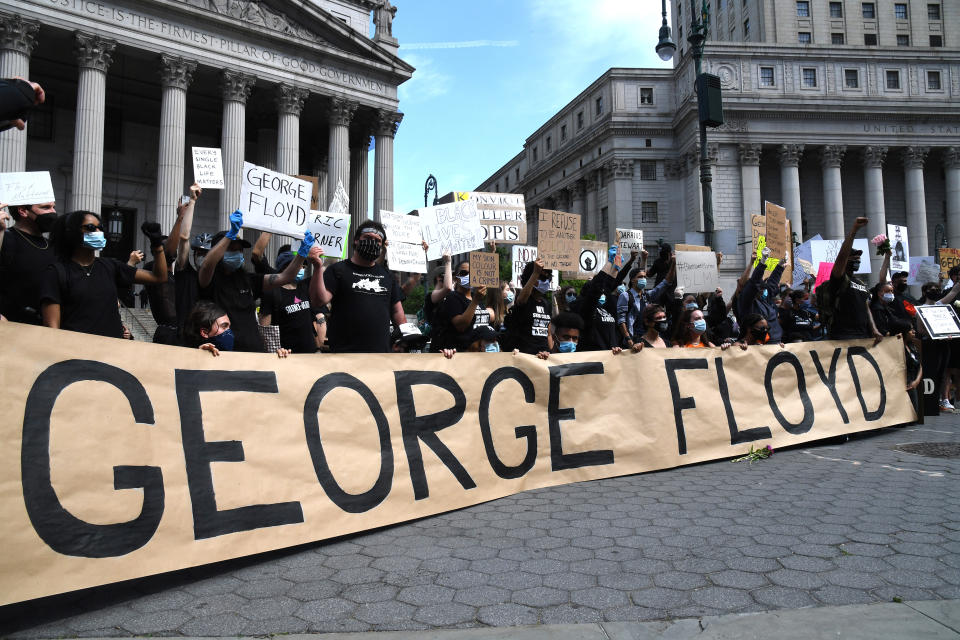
4, 413, 960, 638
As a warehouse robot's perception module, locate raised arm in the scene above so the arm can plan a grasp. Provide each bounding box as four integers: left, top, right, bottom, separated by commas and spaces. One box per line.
430, 251, 454, 303
515, 258, 543, 306
309, 248, 332, 307
133, 223, 169, 285
175, 183, 201, 271
263, 232, 314, 292
876, 246, 892, 285
252, 230, 272, 266
831, 217, 869, 280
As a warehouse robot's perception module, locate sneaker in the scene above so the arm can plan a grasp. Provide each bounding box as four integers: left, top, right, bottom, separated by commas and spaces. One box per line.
941, 399, 956, 411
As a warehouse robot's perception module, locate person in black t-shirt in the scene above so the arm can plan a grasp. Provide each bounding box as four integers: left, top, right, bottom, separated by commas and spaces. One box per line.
40, 211, 169, 338
431, 260, 490, 351
198, 211, 314, 353
259, 251, 320, 353
825, 217, 882, 342
310, 220, 405, 353
0, 198, 57, 324
421, 251, 453, 336
509, 258, 554, 355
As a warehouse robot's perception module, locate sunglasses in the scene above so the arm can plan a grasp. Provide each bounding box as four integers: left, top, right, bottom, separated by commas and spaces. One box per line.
455, 270, 469, 277
81, 223, 104, 232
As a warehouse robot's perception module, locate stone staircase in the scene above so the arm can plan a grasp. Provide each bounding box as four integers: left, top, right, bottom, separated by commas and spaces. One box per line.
118, 307, 158, 342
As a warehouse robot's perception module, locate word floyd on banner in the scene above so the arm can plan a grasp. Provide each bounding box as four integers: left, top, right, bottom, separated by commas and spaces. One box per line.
455, 192, 527, 244
191, 147, 224, 189
675, 251, 719, 292
577, 240, 608, 279
469, 251, 499, 288
537, 209, 580, 270
306, 211, 351, 260
328, 179, 349, 216
511, 245, 537, 288
419, 200, 484, 261
380, 210, 423, 246
0, 171, 55, 205
238, 162, 312, 238
887, 224, 910, 273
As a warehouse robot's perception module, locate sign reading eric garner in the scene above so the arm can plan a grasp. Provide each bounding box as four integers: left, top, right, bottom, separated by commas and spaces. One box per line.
305, 211, 351, 260
238, 162, 312, 238
537, 209, 580, 270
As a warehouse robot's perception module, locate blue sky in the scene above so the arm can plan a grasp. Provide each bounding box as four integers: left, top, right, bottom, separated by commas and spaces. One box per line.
383, 0, 673, 215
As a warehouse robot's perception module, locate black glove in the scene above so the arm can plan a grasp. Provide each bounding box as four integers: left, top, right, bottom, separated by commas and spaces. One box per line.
141, 221, 164, 249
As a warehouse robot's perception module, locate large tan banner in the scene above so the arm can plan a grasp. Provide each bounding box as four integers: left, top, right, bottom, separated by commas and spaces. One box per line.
0, 323, 915, 605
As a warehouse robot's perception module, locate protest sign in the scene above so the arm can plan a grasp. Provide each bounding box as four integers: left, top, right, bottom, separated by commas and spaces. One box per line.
908, 257, 939, 286
511, 245, 538, 288
295, 175, 320, 209
764, 202, 788, 259
306, 211, 351, 260
792, 234, 822, 288
916, 305, 960, 340
455, 191, 527, 244
676, 251, 719, 292
536, 210, 580, 270
0, 322, 914, 606
811, 238, 871, 275
238, 162, 311, 238
814, 261, 834, 291
940, 248, 960, 279
751, 214, 764, 255
419, 200, 484, 261
380, 210, 423, 245
386, 240, 426, 273
469, 251, 500, 288
676, 244, 711, 252
887, 224, 910, 273
577, 240, 607, 279
191, 147, 224, 189
0, 171, 55, 206
328, 179, 349, 216
616, 228, 643, 254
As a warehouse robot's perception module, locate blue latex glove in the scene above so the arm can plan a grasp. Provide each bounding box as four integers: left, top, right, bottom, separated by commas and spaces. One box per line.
297, 230, 315, 257
225, 210, 243, 240
608, 245, 620, 270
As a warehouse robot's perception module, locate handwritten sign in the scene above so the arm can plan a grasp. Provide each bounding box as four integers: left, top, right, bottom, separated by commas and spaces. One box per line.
386, 240, 427, 273
511, 245, 538, 288
911, 259, 941, 286
811, 238, 871, 275
419, 200, 484, 261
764, 201, 787, 259
616, 228, 643, 255
537, 209, 580, 270
238, 162, 312, 238
939, 248, 960, 279
917, 305, 960, 340
295, 175, 320, 209
305, 211, 351, 260
887, 224, 910, 273
191, 147, 224, 189
814, 261, 834, 292
0, 171, 55, 206
328, 179, 349, 216
792, 234, 822, 288
469, 251, 500, 288
675, 251, 719, 292
577, 240, 607, 279
456, 191, 527, 244
380, 210, 423, 245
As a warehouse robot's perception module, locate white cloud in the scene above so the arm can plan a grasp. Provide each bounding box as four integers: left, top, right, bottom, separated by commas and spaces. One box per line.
402, 40, 519, 50
397, 53, 450, 103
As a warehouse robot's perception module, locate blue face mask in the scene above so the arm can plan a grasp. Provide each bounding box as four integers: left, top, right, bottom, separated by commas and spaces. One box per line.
295, 268, 306, 282
762, 289, 769, 299
82, 231, 107, 250
598, 295, 606, 306
565, 293, 576, 303
485, 342, 500, 353
617, 284, 627, 295
636, 278, 647, 289
210, 328, 234, 351
222, 250, 244, 271
536, 278, 552, 293
692, 319, 707, 334
505, 291, 515, 304
685, 302, 698, 310
882, 292, 895, 303
458, 275, 470, 288
557, 340, 577, 353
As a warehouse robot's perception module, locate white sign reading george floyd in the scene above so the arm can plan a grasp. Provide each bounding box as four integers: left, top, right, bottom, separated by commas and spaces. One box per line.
306, 211, 351, 260
238, 162, 312, 238
887, 224, 910, 273
0, 172, 55, 206
419, 200, 484, 261
191, 147, 224, 189
675, 251, 720, 293
380, 210, 423, 245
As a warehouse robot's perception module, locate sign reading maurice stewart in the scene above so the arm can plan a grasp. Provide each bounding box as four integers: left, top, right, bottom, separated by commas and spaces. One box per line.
419, 200, 484, 261
537, 209, 580, 270
238, 162, 312, 238
455, 191, 527, 244
0, 322, 914, 605
191, 147, 224, 189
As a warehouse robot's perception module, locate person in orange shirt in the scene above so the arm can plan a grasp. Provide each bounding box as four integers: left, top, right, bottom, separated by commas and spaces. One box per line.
673, 308, 714, 348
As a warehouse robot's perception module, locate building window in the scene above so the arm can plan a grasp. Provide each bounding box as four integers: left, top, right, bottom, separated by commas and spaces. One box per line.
515, 168, 520, 181
798, 32, 812, 44
802, 67, 818, 87
594, 95, 603, 116
830, 2, 843, 17
862, 3, 876, 18
494, 182, 499, 192
505, 176, 509, 189
645, 138, 652, 148
928, 4, 941, 20
864, 33, 878, 45
796, 1, 809, 17
560, 124, 567, 141
641, 201, 658, 224
576, 111, 584, 130
743, 18, 750, 39
639, 161, 656, 181
894, 3, 907, 19
639, 87, 654, 105
886, 70, 901, 89
600, 206, 608, 234
928, 70, 942, 90
897, 34, 909, 46
532, 146, 538, 162
930, 35, 943, 47
759, 66, 775, 86
832, 33, 845, 44
844, 69, 860, 88
546, 136, 552, 152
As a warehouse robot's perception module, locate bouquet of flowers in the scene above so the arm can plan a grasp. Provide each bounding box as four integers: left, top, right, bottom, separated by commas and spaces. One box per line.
871, 234, 891, 256
732, 444, 774, 463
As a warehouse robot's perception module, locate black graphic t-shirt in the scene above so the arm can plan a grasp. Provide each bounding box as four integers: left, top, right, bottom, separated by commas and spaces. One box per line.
513, 296, 551, 354
324, 260, 402, 353
433, 290, 490, 350
263, 281, 317, 353
830, 273, 872, 340
175, 261, 200, 338
39, 257, 136, 338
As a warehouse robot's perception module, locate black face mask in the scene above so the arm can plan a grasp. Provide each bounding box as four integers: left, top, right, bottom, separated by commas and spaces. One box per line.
355, 238, 382, 262
753, 327, 768, 341
848, 259, 861, 272
33, 212, 57, 234
894, 281, 907, 292
655, 320, 669, 333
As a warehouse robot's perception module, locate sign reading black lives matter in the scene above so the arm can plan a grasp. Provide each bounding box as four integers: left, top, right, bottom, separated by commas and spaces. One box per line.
238, 162, 312, 238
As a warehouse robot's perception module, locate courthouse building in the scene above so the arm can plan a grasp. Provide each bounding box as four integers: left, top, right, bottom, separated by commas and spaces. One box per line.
478, 0, 960, 274
0, 0, 411, 259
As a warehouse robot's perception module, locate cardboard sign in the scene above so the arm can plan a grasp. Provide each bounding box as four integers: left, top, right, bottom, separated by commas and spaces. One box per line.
616, 228, 643, 254
419, 200, 484, 261
537, 209, 580, 270
511, 245, 538, 288
916, 305, 960, 340
814, 261, 834, 292
455, 191, 527, 244
238, 162, 312, 238
764, 201, 788, 260
0, 323, 914, 606
0, 171, 55, 205
469, 251, 500, 288
811, 238, 871, 275
305, 211, 351, 260
792, 234, 823, 288
940, 248, 960, 279
386, 241, 427, 273
328, 179, 349, 216
908, 257, 939, 286
295, 175, 320, 210
675, 251, 719, 292
887, 224, 910, 273
191, 147, 224, 189
577, 240, 608, 279
380, 210, 423, 246
676, 244, 711, 252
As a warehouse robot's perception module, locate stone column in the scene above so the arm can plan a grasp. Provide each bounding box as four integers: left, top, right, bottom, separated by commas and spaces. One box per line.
903, 146, 930, 255
349, 129, 371, 231
604, 159, 634, 245
862, 146, 888, 274
738, 144, 762, 252
820, 145, 847, 240
69, 33, 116, 213
156, 55, 195, 233
777, 144, 804, 241
219, 70, 255, 229
570, 180, 586, 219
944, 148, 960, 249
317, 156, 328, 212
268, 83, 308, 258
0, 14, 39, 172
326, 97, 357, 211
584, 171, 598, 238
373, 110, 402, 217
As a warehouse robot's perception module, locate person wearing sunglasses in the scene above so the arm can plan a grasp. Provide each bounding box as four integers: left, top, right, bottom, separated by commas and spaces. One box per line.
430, 261, 490, 352
39, 210, 168, 338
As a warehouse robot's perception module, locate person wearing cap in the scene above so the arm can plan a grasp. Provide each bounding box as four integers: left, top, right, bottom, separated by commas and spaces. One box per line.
259, 251, 320, 353
309, 219, 405, 353
825, 216, 882, 342
466, 325, 502, 353
198, 210, 316, 352
431, 260, 490, 352
391, 322, 428, 353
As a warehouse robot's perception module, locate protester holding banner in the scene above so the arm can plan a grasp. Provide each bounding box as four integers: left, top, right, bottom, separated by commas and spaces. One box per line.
705, 289, 736, 343
183, 299, 290, 358
779, 290, 817, 342
638, 304, 671, 348
618, 257, 674, 348
483, 284, 506, 330
536, 311, 583, 359
0, 197, 57, 325
508, 258, 553, 355
870, 282, 913, 338
40, 211, 168, 338
672, 307, 715, 348
259, 251, 320, 353
735, 313, 784, 348
431, 261, 490, 352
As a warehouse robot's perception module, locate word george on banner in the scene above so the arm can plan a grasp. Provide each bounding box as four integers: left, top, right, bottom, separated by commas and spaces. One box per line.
537, 209, 580, 270
239, 162, 312, 237
191, 147, 224, 189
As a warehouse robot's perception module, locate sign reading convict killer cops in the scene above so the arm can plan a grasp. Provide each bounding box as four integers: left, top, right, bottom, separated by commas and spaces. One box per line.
0, 323, 914, 606
537, 209, 580, 270
239, 162, 312, 238
455, 192, 527, 244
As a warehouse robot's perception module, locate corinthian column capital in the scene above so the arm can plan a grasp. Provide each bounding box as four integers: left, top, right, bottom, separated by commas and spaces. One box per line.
374, 109, 403, 137
276, 84, 308, 116
777, 144, 804, 167
0, 13, 39, 55
819, 145, 847, 168
943, 147, 960, 170
328, 97, 358, 127
737, 143, 762, 166
902, 146, 930, 169
220, 69, 255, 103
862, 145, 888, 168
74, 32, 116, 72
604, 158, 634, 180
159, 54, 196, 91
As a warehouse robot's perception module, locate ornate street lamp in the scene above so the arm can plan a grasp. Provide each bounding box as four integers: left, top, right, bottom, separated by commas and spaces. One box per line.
107, 203, 124, 243
424, 174, 438, 207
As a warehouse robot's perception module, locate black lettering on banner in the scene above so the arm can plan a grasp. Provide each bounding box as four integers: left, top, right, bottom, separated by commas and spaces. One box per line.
303, 373, 393, 513
811, 349, 850, 424
764, 352, 814, 434
548, 362, 613, 470
478, 367, 537, 479
714, 357, 771, 444
664, 359, 708, 455
846, 346, 886, 421
175, 370, 303, 539
395, 371, 476, 500
21, 360, 164, 557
